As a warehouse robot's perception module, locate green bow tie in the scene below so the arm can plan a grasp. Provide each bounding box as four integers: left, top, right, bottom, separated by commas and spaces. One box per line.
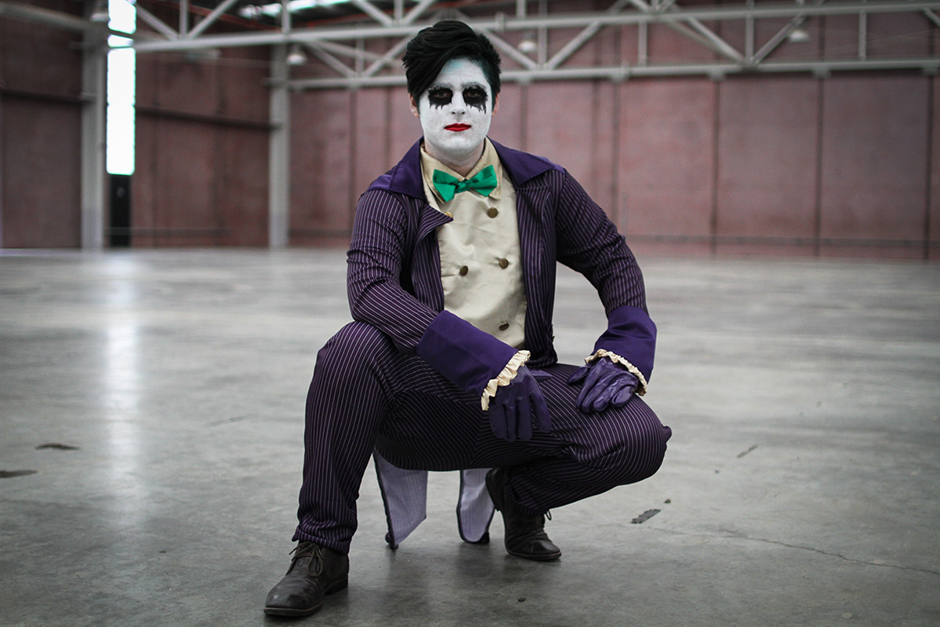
432, 165, 498, 203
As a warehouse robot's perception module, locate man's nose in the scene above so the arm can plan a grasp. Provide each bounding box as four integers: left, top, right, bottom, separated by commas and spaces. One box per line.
451, 95, 467, 114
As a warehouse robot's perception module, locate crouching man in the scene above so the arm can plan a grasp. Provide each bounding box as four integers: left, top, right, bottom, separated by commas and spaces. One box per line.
264, 20, 671, 618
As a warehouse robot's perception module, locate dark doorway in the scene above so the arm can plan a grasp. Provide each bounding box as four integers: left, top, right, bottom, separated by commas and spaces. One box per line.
109, 174, 131, 247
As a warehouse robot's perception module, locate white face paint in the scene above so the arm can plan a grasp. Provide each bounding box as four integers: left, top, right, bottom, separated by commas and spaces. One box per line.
413, 58, 495, 172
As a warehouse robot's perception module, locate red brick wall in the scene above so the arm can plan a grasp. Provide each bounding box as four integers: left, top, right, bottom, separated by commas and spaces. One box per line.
0, 0, 84, 248
2, 0, 937, 258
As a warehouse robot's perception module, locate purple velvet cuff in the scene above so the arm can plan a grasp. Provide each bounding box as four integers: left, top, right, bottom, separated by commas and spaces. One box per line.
593, 305, 657, 382
416, 310, 518, 396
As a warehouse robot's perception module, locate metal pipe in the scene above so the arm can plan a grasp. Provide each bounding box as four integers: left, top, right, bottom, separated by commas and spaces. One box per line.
637, 20, 647, 67
0, 0, 99, 32
751, 15, 804, 65
268, 45, 290, 248
287, 56, 940, 89
132, 1, 940, 53
403, 0, 437, 25
482, 28, 539, 70
545, 0, 631, 70
348, 0, 393, 26
858, 4, 867, 61
315, 39, 384, 63
924, 9, 940, 28
362, 35, 409, 77
306, 44, 356, 77
135, 4, 179, 40
187, 0, 242, 39
180, 0, 189, 36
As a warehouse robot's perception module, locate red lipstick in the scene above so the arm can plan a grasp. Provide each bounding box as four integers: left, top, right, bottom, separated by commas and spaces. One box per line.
445, 123, 471, 132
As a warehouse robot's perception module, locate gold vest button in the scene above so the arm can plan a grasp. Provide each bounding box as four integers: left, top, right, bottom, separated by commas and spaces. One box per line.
487, 207, 499, 218
498, 258, 509, 269
444, 211, 453, 218
459, 266, 469, 276
498, 323, 510, 331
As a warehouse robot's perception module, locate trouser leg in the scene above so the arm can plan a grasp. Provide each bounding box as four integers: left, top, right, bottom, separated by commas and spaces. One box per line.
375, 362, 672, 518
292, 321, 491, 553
293, 325, 671, 551
293, 322, 397, 553
462, 364, 672, 516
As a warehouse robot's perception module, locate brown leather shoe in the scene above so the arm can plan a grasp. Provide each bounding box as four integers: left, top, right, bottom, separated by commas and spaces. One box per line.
485, 468, 561, 561
263, 542, 349, 617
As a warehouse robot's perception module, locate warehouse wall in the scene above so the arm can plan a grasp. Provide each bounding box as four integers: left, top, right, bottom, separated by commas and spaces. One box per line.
1, 0, 937, 259
0, 0, 84, 248
133, 4, 271, 247
289, 9, 939, 259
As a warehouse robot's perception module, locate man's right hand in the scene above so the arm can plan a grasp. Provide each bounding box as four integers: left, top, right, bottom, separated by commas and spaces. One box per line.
488, 366, 552, 442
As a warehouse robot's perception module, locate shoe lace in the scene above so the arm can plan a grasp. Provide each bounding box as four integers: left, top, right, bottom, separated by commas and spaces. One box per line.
290, 542, 325, 577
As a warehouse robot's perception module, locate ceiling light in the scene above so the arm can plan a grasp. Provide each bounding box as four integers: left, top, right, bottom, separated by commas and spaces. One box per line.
787, 27, 810, 43
518, 32, 537, 54
287, 44, 308, 66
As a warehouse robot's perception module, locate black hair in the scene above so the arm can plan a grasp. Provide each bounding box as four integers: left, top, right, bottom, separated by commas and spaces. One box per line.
402, 21, 501, 104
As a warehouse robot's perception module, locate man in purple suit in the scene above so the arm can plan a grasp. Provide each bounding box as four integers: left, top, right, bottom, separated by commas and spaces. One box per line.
264, 20, 671, 618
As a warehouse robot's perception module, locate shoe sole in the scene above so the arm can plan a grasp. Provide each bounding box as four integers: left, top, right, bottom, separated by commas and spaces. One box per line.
262, 577, 348, 617
506, 546, 562, 561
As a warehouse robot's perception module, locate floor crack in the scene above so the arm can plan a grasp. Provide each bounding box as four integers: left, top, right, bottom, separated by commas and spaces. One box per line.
649, 526, 940, 577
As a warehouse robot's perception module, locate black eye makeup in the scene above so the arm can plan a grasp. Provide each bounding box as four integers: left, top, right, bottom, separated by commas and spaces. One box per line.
463, 86, 488, 112
427, 87, 453, 107
424, 83, 490, 112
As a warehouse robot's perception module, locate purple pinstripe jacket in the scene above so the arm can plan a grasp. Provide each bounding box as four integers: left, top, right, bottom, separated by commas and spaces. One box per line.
347, 138, 656, 397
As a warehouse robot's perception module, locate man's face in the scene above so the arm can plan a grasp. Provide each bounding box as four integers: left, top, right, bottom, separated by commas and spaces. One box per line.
411, 58, 496, 167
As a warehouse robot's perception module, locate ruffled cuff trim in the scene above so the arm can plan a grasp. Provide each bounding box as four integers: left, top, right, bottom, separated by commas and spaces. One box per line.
586, 349, 649, 396
481, 350, 530, 411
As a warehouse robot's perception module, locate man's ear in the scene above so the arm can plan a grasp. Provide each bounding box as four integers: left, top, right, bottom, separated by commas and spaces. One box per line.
492, 93, 500, 116
409, 94, 420, 119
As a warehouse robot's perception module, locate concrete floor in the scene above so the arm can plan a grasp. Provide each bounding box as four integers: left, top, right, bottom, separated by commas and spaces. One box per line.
1, 249, 938, 627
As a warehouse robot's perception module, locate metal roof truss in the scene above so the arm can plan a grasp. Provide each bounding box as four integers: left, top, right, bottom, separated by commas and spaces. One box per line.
124, 0, 940, 88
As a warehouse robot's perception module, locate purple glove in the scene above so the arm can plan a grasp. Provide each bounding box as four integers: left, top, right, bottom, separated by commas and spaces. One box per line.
568, 357, 638, 413
489, 366, 552, 442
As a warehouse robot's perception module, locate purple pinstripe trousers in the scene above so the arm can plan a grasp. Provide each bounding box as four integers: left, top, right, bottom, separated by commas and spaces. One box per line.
293, 321, 672, 554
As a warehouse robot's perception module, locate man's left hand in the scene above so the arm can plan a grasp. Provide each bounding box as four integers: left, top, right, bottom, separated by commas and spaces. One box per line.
568, 357, 638, 413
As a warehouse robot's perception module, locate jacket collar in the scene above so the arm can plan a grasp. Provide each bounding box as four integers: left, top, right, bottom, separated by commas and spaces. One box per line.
368, 138, 559, 199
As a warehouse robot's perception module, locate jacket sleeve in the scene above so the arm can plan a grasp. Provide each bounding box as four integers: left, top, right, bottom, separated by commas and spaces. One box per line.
347, 190, 516, 396
553, 171, 657, 383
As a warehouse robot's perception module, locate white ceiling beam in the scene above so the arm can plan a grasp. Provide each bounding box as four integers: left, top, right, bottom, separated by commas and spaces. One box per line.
179, 0, 189, 35
480, 28, 539, 70
348, 0, 393, 26
545, 0, 632, 70
186, 0, 242, 38
305, 43, 357, 77
0, 0, 163, 39
135, 4, 179, 39
362, 35, 409, 76
0, 0, 100, 32
751, 15, 804, 65
315, 39, 385, 63
925, 9, 940, 28
682, 17, 745, 63
132, 1, 940, 53
402, 0, 437, 25
288, 55, 940, 89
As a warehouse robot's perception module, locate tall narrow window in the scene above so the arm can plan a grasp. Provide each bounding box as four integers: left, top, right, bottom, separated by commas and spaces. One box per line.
106, 0, 136, 176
